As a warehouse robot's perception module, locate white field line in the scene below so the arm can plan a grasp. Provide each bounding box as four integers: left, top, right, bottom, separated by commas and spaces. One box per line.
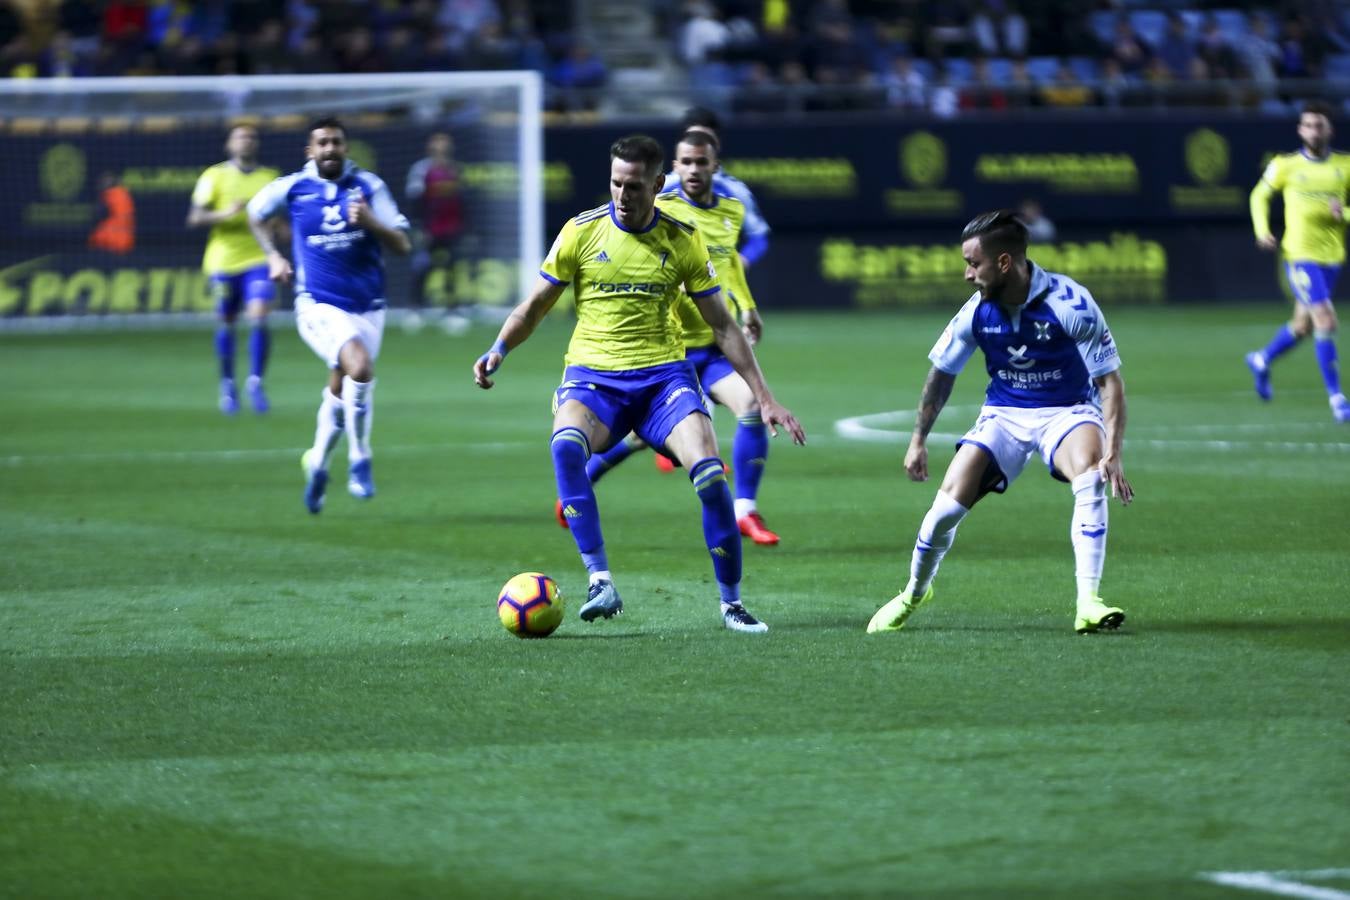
0, 441, 529, 468
835, 409, 1350, 454
1199, 870, 1350, 899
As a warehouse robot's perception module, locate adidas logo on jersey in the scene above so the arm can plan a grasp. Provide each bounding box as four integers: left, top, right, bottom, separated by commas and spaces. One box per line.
595, 250, 610, 263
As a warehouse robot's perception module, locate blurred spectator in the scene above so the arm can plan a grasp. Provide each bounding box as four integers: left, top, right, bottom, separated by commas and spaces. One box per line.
1277, 15, 1328, 79
959, 57, 1009, 111
40, 30, 96, 78
1235, 13, 1279, 87
549, 42, 608, 111
57, 0, 102, 55
1196, 15, 1238, 80
335, 26, 386, 74
1098, 56, 1131, 108
0, 3, 27, 58
1007, 56, 1036, 108
1108, 14, 1151, 77
1157, 13, 1196, 79
882, 54, 926, 109
734, 60, 789, 114
437, 0, 501, 53
248, 19, 292, 74
102, 1, 148, 45
679, 0, 729, 65
1019, 198, 1055, 243
970, 1, 1028, 58
928, 63, 959, 118
1039, 59, 1094, 108
290, 30, 334, 73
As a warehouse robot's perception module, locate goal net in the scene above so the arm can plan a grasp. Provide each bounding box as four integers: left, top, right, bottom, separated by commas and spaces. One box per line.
0, 72, 542, 327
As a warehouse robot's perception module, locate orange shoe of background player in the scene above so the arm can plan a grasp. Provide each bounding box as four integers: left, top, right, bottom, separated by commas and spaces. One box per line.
738, 512, 780, 546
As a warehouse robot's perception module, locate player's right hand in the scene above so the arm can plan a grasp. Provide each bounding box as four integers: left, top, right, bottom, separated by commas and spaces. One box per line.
904, 441, 929, 482
473, 352, 503, 389
266, 251, 292, 284
1256, 234, 1278, 251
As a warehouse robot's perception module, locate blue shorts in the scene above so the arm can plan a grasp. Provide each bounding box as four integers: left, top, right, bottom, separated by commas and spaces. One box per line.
553, 361, 709, 451
1284, 261, 1341, 306
686, 343, 736, 394
211, 266, 275, 317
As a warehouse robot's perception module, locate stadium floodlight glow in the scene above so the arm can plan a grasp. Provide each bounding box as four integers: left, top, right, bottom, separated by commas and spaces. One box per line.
0, 72, 543, 327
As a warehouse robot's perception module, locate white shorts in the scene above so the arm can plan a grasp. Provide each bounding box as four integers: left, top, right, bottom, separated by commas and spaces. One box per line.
959, 404, 1104, 493
295, 296, 385, 369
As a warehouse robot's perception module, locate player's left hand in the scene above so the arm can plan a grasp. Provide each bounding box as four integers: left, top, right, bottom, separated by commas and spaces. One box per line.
760, 398, 806, 445
741, 309, 763, 346
1097, 454, 1133, 505
348, 195, 372, 227
473, 352, 503, 389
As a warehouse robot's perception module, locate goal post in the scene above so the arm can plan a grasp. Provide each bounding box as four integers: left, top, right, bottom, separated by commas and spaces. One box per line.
0, 71, 543, 328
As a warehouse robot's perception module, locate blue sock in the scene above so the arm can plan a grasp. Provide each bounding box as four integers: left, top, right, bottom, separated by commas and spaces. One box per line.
586, 435, 640, 484
215, 326, 235, 381
552, 428, 608, 575
733, 415, 769, 502
248, 323, 269, 379
691, 457, 741, 604
1314, 334, 1341, 395
1261, 324, 1300, 364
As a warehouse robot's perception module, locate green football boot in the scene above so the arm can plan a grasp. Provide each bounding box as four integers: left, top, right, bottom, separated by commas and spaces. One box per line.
866, 586, 934, 634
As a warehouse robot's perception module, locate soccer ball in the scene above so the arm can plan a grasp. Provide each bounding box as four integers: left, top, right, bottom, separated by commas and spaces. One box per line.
497, 572, 564, 638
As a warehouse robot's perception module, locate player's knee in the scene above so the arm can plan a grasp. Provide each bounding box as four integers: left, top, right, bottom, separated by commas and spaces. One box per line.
550, 427, 591, 467
1290, 318, 1314, 339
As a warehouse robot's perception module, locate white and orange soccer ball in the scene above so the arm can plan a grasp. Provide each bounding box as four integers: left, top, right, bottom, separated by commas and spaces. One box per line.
496, 572, 564, 638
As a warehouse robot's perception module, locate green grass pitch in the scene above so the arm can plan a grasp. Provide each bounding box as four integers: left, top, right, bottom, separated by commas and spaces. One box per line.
2, 306, 1347, 899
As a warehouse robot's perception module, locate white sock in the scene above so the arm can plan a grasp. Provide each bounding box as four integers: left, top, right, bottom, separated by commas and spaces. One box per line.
588, 570, 612, 587
311, 387, 344, 468
342, 375, 375, 463
1070, 470, 1108, 603
733, 498, 757, 519
908, 490, 969, 596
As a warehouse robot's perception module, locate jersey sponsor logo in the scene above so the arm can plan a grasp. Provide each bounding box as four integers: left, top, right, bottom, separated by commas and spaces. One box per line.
1092, 344, 1119, 364
320, 203, 345, 233
1006, 344, 1035, 369
979, 326, 1004, 334
1035, 321, 1052, 341
997, 368, 1064, 385
306, 229, 365, 250
589, 281, 665, 294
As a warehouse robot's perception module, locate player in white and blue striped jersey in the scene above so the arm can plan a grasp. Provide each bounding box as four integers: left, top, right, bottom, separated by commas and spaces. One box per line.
867, 211, 1135, 636
661, 107, 770, 269
247, 117, 411, 514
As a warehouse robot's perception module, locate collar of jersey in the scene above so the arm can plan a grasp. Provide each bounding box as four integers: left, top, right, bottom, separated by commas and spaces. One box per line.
1299, 147, 1332, 162
675, 185, 719, 209
1026, 260, 1051, 303
302, 159, 357, 180
608, 201, 662, 233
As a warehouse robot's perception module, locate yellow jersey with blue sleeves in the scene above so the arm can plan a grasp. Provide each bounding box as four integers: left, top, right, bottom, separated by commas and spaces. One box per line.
192, 161, 279, 275
1251, 149, 1350, 265
540, 202, 721, 371
656, 186, 756, 350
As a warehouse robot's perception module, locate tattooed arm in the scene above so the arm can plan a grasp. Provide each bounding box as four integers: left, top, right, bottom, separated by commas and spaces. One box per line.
904, 366, 956, 482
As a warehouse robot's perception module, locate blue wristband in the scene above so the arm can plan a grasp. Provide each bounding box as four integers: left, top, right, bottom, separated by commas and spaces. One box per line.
478, 340, 508, 375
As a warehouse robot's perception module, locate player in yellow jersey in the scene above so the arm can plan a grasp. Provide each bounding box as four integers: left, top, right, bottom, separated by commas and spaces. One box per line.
473, 135, 806, 633
188, 124, 279, 415
1246, 101, 1350, 422
572, 130, 782, 545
